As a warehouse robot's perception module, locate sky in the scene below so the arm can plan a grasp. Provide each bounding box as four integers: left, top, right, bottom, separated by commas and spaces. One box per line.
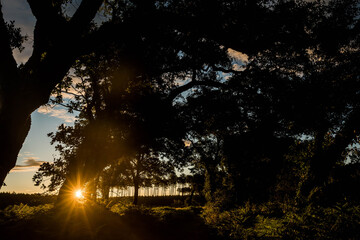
1, 0, 77, 193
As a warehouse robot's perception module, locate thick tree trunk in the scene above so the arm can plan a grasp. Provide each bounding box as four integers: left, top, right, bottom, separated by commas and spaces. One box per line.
56, 178, 74, 206
0, 2, 32, 188
0, 85, 36, 188
0, 114, 31, 187
301, 113, 360, 199
56, 161, 86, 206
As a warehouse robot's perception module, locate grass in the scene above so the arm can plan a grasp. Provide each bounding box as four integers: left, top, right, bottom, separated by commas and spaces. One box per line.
0, 203, 53, 223
0, 203, 220, 240
0, 194, 219, 240
202, 201, 360, 240
1, 193, 360, 239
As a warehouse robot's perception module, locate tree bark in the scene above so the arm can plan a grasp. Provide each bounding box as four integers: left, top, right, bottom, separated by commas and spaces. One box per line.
0, 3, 30, 186
204, 164, 217, 202
56, 178, 73, 206
56, 166, 85, 206
133, 177, 139, 205
102, 186, 110, 200
0, 114, 31, 186
301, 109, 360, 199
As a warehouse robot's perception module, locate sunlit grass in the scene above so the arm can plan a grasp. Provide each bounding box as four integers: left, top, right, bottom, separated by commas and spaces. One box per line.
0, 203, 53, 222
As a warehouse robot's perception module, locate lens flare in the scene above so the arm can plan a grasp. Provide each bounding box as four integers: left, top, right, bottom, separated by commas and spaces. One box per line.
75, 189, 84, 199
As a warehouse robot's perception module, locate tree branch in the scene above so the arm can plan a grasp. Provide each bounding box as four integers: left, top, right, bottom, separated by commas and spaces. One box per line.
55, 102, 81, 112
27, 0, 67, 26
77, 20, 127, 56
60, 90, 82, 98
0, 3, 19, 88
212, 65, 243, 74
168, 80, 225, 101
310, 106, 360, 186
69, 0, 103, 34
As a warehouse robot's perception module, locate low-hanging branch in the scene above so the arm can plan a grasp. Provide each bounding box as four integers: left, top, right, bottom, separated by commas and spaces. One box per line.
168, 79, 226, 101
211, 65, 244, 74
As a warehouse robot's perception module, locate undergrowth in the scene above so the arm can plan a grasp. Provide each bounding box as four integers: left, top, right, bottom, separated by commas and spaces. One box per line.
0, 203, 53, 223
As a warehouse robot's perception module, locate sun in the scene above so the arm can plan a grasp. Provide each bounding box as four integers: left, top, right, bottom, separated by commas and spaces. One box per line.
74, 189, 84, 199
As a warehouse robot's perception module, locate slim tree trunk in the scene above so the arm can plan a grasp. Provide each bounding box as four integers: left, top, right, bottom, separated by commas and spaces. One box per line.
204, 164, 216, 202
188, 188, 195, 205
102, 185, 110, 200
133, 178, 139, 205
92, 175, 99, 200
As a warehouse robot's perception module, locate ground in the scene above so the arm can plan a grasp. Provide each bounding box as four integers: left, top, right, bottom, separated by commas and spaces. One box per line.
0, 201, 221, 240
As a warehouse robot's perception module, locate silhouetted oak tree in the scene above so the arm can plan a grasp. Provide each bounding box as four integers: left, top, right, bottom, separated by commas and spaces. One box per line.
0, 0, 106, 186
3, 0, 359, 197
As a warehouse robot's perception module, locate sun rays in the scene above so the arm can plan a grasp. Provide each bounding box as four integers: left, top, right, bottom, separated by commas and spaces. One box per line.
54, 181, 95, 238
75, 189, 84, 199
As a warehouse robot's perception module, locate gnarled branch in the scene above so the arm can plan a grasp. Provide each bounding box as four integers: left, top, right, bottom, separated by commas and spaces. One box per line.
27, 0, 67, 27
0, 3, 19, 89
69, 0, 104, 35
168, 80, 225, 101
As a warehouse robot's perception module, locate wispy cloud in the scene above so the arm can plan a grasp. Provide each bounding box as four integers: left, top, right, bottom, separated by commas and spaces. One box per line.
37, 106, 76, 123
11, 157, 46, 173
18, 151, 35, 157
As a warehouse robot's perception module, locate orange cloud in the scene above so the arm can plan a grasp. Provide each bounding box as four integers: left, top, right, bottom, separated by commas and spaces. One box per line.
11, 157, 46, 173
37, 105, 76, 123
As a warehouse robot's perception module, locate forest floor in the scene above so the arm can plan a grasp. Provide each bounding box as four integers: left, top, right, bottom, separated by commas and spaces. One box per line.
0, 201, 221, 240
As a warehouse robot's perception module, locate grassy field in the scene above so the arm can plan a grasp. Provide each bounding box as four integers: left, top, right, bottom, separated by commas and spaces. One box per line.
1, 193, 359, 239
0, 193, 219, 240
0, 193, 203, 208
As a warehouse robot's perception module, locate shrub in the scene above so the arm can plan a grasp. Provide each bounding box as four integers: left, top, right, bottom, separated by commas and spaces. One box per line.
0, 203, 53, 222
202, 203, 259, 239
110, 202, 151, 216
283, 202, 360, 240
